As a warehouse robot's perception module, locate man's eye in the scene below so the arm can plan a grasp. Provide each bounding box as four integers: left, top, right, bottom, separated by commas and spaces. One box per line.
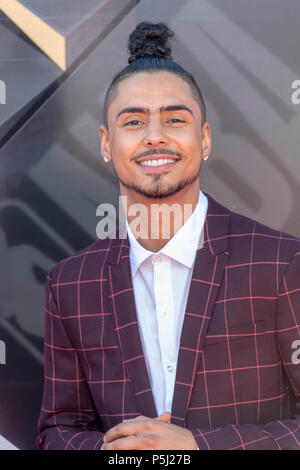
124, 120, 143, 126
167, 119, 185, 124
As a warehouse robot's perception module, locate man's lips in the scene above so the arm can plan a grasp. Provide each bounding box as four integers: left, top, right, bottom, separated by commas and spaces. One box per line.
136, 153, 180, 163
135, 154, 181, 164
135, 155, 181, 172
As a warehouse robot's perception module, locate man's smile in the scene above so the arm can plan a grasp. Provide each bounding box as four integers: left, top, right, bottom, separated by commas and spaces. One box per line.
135, 154, 181, 172
136, 158, 180, 172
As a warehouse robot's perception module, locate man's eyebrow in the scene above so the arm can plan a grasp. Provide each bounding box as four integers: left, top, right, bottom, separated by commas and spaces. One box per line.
116, 107, 149, 119
116, 104, 194, 119
160, 105, 194, 116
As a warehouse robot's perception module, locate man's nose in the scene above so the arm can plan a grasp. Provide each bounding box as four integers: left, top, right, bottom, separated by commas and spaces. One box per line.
143, 121, 168, 147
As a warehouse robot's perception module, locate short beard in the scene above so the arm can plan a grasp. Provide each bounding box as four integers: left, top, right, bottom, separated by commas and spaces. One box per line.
118, 172, 200, 199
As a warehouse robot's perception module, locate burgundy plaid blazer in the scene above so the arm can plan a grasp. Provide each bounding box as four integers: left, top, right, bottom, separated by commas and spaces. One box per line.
37, 193, 300, 450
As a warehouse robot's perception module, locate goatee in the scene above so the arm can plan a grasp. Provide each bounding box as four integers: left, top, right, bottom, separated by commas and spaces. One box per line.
118, 173, 199, 199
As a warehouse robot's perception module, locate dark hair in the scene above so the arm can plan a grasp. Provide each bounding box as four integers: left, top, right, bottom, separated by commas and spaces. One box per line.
103, 22, 206, 128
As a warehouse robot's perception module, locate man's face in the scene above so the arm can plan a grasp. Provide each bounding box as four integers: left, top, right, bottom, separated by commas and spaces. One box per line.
100, 71, 211, 199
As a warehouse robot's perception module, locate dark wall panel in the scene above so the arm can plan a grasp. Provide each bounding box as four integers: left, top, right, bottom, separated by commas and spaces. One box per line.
0, 0, 299, 449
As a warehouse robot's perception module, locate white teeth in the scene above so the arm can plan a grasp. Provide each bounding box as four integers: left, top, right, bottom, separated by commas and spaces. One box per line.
139, 158, 177, 166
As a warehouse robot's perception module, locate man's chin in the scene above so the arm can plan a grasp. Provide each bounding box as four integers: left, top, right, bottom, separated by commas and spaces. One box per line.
133, 187, 183, 199
121, 185, 184, 199
119, 176, 199, 199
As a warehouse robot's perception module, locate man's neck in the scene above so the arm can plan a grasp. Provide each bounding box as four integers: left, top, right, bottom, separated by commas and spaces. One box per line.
121, 182, 200, 252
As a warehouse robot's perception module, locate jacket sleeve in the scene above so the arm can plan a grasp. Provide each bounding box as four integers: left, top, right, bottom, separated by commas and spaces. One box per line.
190, 251, 300, 450
37, 273, 105, 450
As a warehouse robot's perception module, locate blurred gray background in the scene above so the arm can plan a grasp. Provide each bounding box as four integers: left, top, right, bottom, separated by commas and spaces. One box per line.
0, 0, 299, 449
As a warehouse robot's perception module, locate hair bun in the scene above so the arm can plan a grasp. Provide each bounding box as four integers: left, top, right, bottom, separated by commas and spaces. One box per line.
128, 22, 174, 64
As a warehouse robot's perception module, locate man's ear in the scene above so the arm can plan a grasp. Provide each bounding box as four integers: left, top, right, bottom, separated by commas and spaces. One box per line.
99, 125, 112, 163
201, 122, 211, 158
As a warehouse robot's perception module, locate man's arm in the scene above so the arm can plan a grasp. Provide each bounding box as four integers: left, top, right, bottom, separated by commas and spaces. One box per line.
189, 418, 300, 450
100, 413, 300, 450
102, 252, 300, 450
37, 273, 105, 450
190, 251, 300, 450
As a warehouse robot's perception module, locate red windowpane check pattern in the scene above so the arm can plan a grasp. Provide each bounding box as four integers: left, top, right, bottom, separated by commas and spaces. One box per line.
37, 193, 300, 450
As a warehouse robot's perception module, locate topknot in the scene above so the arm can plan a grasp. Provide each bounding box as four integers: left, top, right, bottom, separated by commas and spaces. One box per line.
128, 22, 174, 64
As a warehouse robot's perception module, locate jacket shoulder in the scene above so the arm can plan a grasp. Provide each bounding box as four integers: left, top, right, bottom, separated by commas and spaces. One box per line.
229, 207, 300, 260
205, 192, 300, 259
48, 238, 114, 284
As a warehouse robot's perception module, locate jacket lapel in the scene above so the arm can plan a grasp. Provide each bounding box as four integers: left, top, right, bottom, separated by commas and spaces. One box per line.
170, 193, 231, 427
106, 193, 231, 424
107, 234, 157, 418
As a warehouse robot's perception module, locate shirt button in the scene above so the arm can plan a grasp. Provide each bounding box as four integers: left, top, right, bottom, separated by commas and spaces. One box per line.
167, 365, 174, 373
152, 255, 161, 264
161, 310, 167, 317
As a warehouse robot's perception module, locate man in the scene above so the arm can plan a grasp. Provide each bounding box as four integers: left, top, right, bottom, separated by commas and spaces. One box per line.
37, 22, 300, 450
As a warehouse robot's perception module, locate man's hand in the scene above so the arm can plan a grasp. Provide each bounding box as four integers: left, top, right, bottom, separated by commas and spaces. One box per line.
100, 412, 198, 450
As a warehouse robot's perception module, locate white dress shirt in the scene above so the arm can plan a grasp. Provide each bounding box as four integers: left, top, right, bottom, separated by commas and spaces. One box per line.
126, 191, 208, 416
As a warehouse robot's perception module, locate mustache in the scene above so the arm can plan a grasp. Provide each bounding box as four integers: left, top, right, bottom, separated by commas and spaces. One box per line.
132, 148, 184, 161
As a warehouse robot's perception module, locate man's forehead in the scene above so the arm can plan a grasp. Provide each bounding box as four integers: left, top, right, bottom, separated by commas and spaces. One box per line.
110, 72, 199, 115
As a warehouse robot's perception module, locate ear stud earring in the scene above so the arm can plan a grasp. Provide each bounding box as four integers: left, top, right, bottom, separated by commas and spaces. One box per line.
104, 157, 109, 163
203, 156, 209, 161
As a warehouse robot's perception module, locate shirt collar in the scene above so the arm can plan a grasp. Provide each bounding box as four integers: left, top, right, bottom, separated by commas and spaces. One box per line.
126, 191, 208, 277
